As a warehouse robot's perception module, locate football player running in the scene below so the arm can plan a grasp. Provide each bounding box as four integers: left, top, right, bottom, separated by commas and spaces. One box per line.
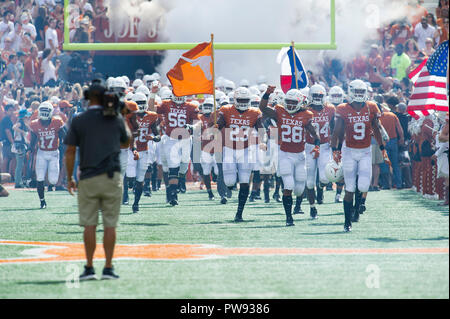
151, 89, 199, 206
124, 93, 160, 213
213, 87, 267, 222
260, 86, 321, 226
29, 102, 66, 208
328, 86, 346, 203
304, 84, 336, 219
331, 80, 388, 232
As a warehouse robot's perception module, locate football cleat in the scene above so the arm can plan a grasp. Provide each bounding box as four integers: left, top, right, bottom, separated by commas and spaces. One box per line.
79, 266, 96, 281
208, 191, 215, 201
249, 194, 256, 202
101, 267, 119, 280
310, 207, 318, 219
286, 217, 295, 227
359, 204, 366, 215
220, 197, 228, 204
169, 199, 178, 206
40, 200, 47, 209
316, 188, 324, 204
273, 193, 282, 203
132, 203, 139, 214
234, 214, 244, 222
335, 194, 343, 203
144, 190, 151, 197
344, 224, 352, 232
293, 205, 304, 215
264, 198, 270, 204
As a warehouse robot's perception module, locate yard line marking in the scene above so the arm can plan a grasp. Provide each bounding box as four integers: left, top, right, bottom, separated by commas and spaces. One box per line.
0, 240, 448, 264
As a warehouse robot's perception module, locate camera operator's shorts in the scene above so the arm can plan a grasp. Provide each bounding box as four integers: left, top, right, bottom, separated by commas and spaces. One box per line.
78, 172, 122, 228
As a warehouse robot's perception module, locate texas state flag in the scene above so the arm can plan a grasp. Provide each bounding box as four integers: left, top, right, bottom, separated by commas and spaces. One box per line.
277, 46, 309, 93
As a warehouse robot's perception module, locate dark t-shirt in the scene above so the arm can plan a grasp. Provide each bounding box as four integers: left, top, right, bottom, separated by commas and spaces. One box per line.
0, 115, 13, 146
64, 106, 129, 180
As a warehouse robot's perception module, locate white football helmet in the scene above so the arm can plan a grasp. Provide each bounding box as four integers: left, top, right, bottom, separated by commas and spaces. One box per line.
125, 91, 134, 101
121, 76, 130, 87
111, 77, 127, 95
132, 79, 144, 90
224, 80, 236, 93
234, 87, 251, 111
38, 101, 54, 120
329, 86, 345, 105
132, 92, 148, 113
219, 96, 230, 106
202, 97, 214, 114
228, 91, 235, 104
250, 94, 261, 108
106, 77, 115, 89
249, 86, 260, 97
215, 90, 226, 104
136, 85, 150, 99
159, 87, 172, 101
151, 72, 161, 81
325, 160, 343, 183
272, 89, 286, 106
348, 79, 368, 103
309, 84, 326, 106
143, 74, 153, 86
173, 91, 186, 105
284, 89, 307, 114
258, 83, 268, 94
239, 79, 250, 88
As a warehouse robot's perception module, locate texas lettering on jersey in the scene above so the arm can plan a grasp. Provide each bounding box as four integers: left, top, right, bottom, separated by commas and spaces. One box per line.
275, 104, 313, 153
220, 105, 261, 150
335, 101, 381, 149
29, 118, 65, 151
305, 104, 335, 144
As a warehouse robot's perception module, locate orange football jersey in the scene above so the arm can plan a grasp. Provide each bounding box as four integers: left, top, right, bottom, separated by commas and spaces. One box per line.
29, 118, 65, 151
336, 101, 381, 149
198, 112, 219, 153
157, 101, 199, 137
305, 103, 335, 144
127, 111, 159, 152
275, 105, 313, 153
220, 105, 261, 150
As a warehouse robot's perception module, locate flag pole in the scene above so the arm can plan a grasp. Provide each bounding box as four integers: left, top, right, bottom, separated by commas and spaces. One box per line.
211, 33, 217, 125
291, 41, 298, 89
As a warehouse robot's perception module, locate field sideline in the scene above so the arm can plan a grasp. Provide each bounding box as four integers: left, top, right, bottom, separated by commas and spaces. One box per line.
0, 184, 448, 299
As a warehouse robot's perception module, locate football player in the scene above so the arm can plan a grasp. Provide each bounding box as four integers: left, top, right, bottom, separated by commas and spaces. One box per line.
213, 87, 267, 222
331, 80, 388, 232
124, 93, 160, 213
29, 102, 66, 208
198, 97, 220, 200
150, 89, 199, 206
260, 86, 321, 226
328, 86, 346, 203
304, 84, 336, 218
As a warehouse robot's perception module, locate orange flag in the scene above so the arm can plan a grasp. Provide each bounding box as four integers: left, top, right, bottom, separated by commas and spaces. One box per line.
167, 42, 214, 97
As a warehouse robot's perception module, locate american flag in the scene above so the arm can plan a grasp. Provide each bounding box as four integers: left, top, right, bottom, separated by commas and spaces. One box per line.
407, 40, 448, 119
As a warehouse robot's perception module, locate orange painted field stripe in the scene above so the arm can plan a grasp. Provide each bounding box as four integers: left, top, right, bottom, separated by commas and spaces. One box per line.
0, 240, 448, 264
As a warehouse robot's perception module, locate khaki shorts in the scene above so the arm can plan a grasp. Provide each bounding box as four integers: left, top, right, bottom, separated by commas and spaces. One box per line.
78, 172, 122, 228
372, 145, 384, 165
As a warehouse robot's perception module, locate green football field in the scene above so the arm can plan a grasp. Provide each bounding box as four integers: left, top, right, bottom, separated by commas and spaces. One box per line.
0, 184, 448, 299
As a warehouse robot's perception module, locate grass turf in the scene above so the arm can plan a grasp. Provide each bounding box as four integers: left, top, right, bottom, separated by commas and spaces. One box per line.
0, 185, 448, 298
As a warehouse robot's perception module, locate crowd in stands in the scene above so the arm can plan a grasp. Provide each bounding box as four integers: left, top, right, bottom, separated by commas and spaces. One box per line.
0, 0, 448, 204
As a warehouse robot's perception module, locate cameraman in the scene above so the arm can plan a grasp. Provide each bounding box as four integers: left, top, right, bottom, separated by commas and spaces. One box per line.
64, 81, 131, 281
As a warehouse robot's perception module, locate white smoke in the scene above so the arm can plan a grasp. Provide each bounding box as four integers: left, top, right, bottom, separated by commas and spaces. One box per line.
106, 0, 411, 87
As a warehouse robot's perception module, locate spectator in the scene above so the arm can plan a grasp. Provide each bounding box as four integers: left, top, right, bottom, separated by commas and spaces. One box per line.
414, 16, 436, 50
8, 21, 23, 52
6, 54, 20, 81
436, 0, 449, 19
367, 44, 383, 89
45, 18, 58, 50
23, 45, 40, 88
407, 0, 429, 28
435, 15, 448, 44
380, 103, 405, 189
404, 38, 422, 63
34, 6, 47, 50
0, 56, 7, 83
0, 11, 14, 49
390, 21, 412, 46
422, 37, 436, 57
41, 48, 60, 87
0, 104, 16, 176
351, 52, 368, 79
1, 36, 15, 62
20, 13, 36, 41
12, 108, 31, 188
16, 51, 26, 86
390, 43, 411, 81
